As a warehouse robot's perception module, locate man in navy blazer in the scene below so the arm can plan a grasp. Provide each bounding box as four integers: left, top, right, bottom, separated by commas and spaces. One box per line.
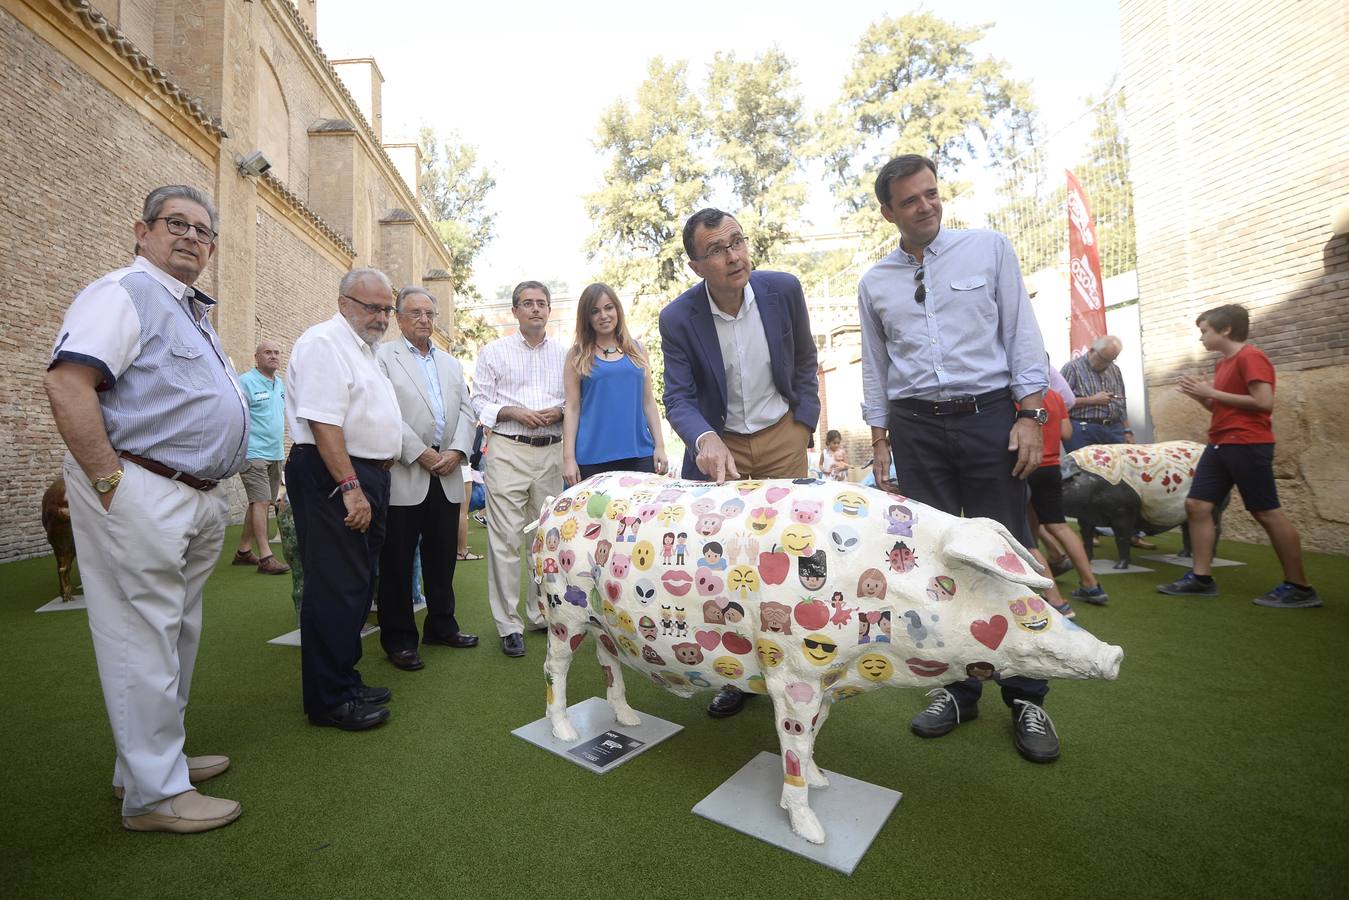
659, 208, 820, 718
660, 209, 820, 484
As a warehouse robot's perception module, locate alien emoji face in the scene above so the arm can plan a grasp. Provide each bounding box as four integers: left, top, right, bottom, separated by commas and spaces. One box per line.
1009, 595, 1052, 632
632, 541, 655, 570
756, 638, 785, 667
672, 642, 704, 665
747, 506, 778, 535
713, 656, 744, 678
857, 652, 894, 682
802, 633, 839, 666
632, 577, 656, 605
830, 524, 861, 554
780, 524, 817, 557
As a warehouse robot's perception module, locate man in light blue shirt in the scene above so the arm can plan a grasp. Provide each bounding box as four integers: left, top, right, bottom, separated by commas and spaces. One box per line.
233, 341, 290, 575
859, 154, 1062, 765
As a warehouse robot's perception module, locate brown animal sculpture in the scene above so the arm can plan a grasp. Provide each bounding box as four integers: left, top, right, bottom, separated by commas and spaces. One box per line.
41, 476, 78, 602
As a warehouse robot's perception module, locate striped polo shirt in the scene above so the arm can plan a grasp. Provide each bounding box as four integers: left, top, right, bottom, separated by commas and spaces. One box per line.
49, 256, 249, 481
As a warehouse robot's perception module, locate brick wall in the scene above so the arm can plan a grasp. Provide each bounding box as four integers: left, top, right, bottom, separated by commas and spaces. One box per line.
0, 6, 214, 560
1121, 0, 1349, 551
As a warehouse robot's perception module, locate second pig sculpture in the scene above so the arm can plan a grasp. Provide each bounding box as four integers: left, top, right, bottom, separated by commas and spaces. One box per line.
533, 473, 1124, 845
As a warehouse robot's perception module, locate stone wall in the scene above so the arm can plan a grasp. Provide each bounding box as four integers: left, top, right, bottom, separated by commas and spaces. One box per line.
1120, 0, 1349, 552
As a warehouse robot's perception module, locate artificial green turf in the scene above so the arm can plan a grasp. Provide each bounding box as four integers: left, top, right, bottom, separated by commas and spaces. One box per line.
1, 522, 1346, 898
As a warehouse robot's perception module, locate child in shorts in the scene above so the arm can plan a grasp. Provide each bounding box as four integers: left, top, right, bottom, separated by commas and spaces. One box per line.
1156, 304, 1320, 607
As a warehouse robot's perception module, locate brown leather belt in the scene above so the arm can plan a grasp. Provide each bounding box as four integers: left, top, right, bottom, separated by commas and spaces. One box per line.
499, 433, 562, 447
890, 388, 1011, 416
119, 451, 218, 491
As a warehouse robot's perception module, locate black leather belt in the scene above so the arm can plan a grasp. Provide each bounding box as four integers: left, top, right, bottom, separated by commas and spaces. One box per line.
1075, 418, 1120, 426
890, 389, 1011, 416
500, 433, 562, 447
119, 451, 218, 491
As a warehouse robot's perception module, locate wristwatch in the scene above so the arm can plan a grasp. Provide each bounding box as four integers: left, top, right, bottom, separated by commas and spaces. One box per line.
93, 469, 124, 494
1016, 408, 1050, 426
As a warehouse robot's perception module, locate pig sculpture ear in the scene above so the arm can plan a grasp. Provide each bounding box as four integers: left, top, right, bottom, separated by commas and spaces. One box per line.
940, 517, 1054, 591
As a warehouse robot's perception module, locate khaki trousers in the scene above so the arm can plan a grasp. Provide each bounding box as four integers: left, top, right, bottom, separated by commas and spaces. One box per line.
484, 437, 562, 636
722, 411, 811, 479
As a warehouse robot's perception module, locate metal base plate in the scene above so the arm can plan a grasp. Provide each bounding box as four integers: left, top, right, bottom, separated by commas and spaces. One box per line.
692, 751, 902, 875
267, 623, 379, 647
35, 595, 86, 612
1143, 554, 1244, 568
512, 696, 682, 774
1090, 558, 1154, 574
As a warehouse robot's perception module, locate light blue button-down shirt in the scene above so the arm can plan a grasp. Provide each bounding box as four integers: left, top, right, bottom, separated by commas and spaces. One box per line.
405, 338, 445, 446
858, 227, 1049, 427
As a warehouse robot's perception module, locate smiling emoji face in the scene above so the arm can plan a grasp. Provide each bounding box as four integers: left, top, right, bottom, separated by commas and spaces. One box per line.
1009, 595, 1052, 632
747, 507, 778, 535
780, 524, 817, 557
834, 491, 869, 517
858, 652, 894, 682
801, 633, 838, 666
756, 638, 784, 667
736, 480, 763, 496
713, 656, 744, 679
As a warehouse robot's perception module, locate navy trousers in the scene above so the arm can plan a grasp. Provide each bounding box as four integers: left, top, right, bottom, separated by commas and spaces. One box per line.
887, 396, 1048, 709
286, 445, 390, 717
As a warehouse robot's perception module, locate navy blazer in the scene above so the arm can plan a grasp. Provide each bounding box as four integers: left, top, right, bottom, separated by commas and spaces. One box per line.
659, 270, 820, 479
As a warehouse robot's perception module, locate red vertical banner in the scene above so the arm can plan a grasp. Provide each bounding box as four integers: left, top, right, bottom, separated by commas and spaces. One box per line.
1066, 169, 1107, 358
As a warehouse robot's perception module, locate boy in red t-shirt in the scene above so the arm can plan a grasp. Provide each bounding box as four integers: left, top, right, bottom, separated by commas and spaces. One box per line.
1157, 304, 1320, 608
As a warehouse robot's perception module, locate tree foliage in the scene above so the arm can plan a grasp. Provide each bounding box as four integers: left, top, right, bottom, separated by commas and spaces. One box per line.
1078, 88, 1135, 278
816, 13, 1037, 233
418, 127, 498, 353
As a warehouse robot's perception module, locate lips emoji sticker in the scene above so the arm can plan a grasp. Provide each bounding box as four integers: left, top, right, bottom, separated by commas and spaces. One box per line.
584, 522, 602, 540
905, 658, 950, 678
661, 570, 694, 597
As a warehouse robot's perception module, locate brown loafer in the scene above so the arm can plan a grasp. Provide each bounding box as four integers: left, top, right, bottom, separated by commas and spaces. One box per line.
123, 789, 241, 833
256, 555, 290, 575
232, 549, 259, 566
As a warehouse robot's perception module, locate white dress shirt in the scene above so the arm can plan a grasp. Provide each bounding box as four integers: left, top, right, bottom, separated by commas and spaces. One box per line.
707, 281, 788, 434
471, 332, 567, 437
286, 313, 401, 460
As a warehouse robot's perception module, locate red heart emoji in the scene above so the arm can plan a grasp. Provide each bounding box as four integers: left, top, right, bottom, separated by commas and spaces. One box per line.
995, 551, 1025, 574
971, 616, 1008, 650
605, 581, 621, 600
695, 629, 721, 651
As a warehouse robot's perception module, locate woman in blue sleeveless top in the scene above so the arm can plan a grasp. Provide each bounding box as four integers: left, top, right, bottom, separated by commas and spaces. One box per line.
563, 283, 667, 485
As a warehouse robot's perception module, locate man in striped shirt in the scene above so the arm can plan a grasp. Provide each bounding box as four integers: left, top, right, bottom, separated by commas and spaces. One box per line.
471, 281, 567, 657
45, 185, 247, 834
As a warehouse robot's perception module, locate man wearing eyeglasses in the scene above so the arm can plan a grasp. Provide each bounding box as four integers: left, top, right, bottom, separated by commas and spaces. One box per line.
660, 208, 820, 719
471, 281, 567, 657
373, 287, 479, 672
859, 155, 1062, 764
285, 268, 402, 731
44, 185, 248, 833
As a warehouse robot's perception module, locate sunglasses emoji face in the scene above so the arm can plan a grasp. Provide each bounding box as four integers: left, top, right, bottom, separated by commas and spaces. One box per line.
801, 634, 839, 666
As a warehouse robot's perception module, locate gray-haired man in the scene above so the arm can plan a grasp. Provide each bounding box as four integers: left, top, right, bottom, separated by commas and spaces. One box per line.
45, 185, 247, 833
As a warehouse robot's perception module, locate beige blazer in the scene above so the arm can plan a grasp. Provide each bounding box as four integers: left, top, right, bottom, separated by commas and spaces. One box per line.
376, 339, 475, 507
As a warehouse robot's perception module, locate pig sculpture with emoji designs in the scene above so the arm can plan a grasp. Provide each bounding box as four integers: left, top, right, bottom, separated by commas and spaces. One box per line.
534, 472, 1123, 844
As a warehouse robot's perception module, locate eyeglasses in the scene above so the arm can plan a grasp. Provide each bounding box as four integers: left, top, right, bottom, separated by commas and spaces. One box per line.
516, 299, 550, 311
400, 310, 437, 321
914, 265, 926, 304
147, 216, 216, 245
694, 234, 749, 262
341, 294, 396, 316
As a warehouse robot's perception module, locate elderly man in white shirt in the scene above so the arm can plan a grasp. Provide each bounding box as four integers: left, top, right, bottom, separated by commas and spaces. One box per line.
285, 268, 403, 731
471, 281, 568, 658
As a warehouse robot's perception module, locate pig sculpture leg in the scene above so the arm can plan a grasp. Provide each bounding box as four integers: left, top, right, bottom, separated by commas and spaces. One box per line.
766, 674, 828, 844
544, 625, 580, 742
592, 634, 642, 728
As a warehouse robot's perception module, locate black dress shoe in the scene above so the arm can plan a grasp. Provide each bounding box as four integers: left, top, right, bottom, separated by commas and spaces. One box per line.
707, 685, 748, 718
358, 685, 391, 705
501, 633, 525, 657
388, 650, 425, 671
424, 632, 479, 649
309, 699, 390, 731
